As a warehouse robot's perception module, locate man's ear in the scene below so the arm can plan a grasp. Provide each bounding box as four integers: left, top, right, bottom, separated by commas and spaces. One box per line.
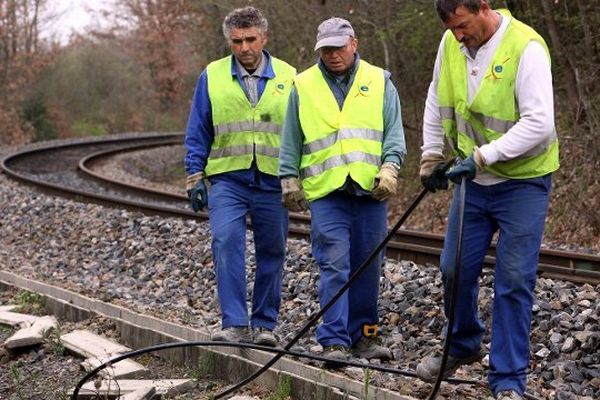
480, 1, 491, 13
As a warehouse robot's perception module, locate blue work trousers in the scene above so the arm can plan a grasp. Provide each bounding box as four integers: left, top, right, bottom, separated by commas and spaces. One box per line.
208, 177, 288, 330
440, 175, 552, 396
309, 192, 387, 347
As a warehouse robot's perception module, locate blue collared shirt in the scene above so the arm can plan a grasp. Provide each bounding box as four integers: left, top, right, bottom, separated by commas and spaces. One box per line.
184, 51, 282, 191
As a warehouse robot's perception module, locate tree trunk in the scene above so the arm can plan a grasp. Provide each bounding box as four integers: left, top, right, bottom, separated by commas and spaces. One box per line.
575, 0, 596, 62
539, 0, 580, 116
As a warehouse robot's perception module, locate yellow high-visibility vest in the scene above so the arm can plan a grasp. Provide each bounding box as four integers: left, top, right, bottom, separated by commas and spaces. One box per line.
205, 56, 296, 176
296, 60, 385, 201
437, 10, 559, 179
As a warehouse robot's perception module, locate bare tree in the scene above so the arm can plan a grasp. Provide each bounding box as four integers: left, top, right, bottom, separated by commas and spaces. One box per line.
113, 0, 200, 112
0, 0, 50, 144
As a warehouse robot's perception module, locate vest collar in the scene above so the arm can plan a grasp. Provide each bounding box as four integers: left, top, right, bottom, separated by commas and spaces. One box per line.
318, 52, 360, 82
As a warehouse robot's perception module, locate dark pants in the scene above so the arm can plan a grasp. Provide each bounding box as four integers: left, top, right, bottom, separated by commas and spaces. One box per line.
208, 177, 288, 330
441, 175, 552, 395
310, 192, 387, 347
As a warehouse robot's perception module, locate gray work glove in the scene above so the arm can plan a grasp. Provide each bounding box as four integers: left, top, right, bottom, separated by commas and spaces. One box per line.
281, 177, 308, 212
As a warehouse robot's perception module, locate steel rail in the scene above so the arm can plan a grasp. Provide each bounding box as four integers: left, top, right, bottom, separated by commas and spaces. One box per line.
2, 135, 599, 283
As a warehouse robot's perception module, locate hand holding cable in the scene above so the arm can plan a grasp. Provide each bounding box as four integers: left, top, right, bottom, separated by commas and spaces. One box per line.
420, 154, 449, 192
445, 147, 486, 184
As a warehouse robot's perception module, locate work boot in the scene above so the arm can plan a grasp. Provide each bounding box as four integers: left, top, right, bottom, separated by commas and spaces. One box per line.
211, 327, 252, 343
416, 348, 485, 382
351, 336, 393, 361
496, 390, 523, 400
321, 345, 350, 369
253, 327, 278, 347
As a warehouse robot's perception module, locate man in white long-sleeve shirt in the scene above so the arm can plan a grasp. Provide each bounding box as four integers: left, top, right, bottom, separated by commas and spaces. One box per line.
416, 1, 559, 399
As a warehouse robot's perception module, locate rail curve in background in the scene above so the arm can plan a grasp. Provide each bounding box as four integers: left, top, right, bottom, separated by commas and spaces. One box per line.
2, 134, 599, 283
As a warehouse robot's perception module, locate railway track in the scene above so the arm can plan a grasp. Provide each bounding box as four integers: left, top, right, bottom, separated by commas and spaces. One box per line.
1, 134, 598, 400
2, 133, 598, 284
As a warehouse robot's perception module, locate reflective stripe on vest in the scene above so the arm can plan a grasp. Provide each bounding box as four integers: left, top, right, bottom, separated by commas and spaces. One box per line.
205, 56, 296, 176
437, 10, 559, 179
296, 60, 385, 201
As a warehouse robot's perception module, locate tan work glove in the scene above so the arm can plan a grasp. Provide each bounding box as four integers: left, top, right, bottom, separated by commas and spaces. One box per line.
420, 153, 448, 192
419, 153, 445, 179
472, 147, 486, 171
372, 162, 400, 201
281, 177, 309, 212
185, 171, 205, 192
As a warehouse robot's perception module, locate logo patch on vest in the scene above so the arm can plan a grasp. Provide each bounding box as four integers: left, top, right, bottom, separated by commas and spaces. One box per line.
486, 57, 511, 80
272, 80, 291, 95
355, 80, 373, 97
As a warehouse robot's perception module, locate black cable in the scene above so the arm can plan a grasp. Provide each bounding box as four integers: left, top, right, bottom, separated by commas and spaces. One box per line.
427, 175, 467, 400
70, 339, 479, 399
71, 177, 545, 400
213, 187, 431, 399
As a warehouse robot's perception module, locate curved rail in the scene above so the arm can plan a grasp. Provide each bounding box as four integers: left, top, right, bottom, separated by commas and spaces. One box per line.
2, 135, 599, 283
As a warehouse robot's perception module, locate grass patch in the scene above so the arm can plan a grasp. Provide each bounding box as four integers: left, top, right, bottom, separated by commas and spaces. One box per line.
267, 374, 292, 400
14, 290, 44, 315
71, 119, 107, 137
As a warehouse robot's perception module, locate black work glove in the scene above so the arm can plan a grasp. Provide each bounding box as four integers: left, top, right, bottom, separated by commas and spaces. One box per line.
445, 156, 477, 184
186, 172, 208, 212
420, 154, 449, 193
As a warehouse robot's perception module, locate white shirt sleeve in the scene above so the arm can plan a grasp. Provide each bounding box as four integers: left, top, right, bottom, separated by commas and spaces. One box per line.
421, 35, 447, 158
478, 41, 555, 165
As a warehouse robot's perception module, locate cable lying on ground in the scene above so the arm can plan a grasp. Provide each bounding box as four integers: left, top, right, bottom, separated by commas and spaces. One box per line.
70, 339, 479, 399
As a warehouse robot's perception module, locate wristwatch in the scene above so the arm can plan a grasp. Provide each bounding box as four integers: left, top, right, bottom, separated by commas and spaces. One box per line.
385, 161, 401, 172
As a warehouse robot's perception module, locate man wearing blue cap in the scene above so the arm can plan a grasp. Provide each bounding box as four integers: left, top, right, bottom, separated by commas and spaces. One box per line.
278, 17, 406, 366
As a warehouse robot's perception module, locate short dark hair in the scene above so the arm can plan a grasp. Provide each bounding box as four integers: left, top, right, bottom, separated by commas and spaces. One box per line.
435, 0, 483, 22
222, 6, 268, 40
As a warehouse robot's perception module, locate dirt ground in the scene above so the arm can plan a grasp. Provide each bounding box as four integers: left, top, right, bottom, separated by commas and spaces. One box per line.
0, 287, 275, 400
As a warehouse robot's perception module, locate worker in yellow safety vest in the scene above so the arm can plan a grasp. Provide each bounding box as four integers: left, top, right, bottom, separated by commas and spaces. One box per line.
184, 6, 296, 348
278, 16, 407, 367
416, 2, 559, 399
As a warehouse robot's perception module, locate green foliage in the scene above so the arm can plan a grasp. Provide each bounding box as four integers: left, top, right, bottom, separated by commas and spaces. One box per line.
34, 40, 159, 135
14, 290, 44, 315
187, 352, 216, 380
267, 374, 292, 400
363, 368, 372, 398
44, 328, 66, 356
71, 119, 108, 137
0, 325, 13, 335
20, 93, 58, 142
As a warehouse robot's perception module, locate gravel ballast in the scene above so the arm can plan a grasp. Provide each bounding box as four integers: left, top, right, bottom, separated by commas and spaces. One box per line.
0, 141, 598, 400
